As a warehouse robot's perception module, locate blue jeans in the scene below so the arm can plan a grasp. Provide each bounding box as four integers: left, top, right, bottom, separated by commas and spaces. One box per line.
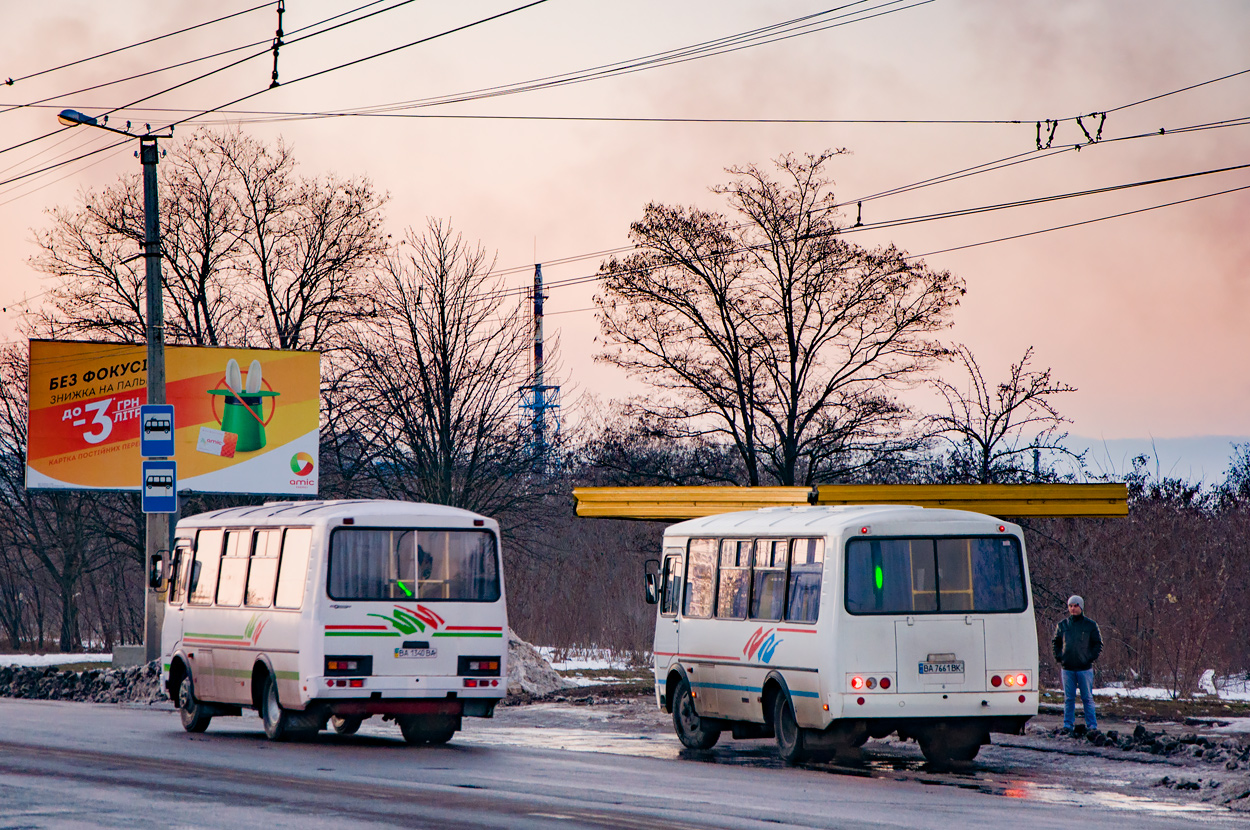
1062, 668, 1097, 730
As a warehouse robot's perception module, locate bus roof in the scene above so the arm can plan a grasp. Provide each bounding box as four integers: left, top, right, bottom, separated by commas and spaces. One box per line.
663, 504, 1017, 537
175, 499, 496, 528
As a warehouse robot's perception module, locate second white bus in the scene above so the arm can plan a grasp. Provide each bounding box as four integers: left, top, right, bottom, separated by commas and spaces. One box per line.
645, 504, 1039, 766
159, 499, 508, 743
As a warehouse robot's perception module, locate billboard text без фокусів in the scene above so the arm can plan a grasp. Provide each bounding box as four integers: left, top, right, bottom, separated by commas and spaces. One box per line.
27, 340, 320, 495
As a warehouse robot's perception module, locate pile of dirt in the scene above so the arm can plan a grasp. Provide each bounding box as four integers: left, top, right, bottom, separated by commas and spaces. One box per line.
1049, 722, 1250, 768
1, 632, 571, 705
0, 662, 168, 705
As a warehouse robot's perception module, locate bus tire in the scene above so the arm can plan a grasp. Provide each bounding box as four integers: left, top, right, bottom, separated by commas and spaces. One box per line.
773, 692, 810, 765
672, 679, 720, 750
399, 715, 458, 746
917, 725, 984, 767
262, 674, 296, 741
330, 715, 364, 736
178, 673, 212, 734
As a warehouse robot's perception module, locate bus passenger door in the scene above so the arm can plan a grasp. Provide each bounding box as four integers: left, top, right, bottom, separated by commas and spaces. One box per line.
654, 551, 683, 704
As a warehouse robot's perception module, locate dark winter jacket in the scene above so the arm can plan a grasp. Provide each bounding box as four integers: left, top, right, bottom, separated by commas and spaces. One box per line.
1052, 613, 1103, 671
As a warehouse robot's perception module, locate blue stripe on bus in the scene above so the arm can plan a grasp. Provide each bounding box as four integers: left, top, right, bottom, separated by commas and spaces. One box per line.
688, 682, 820, 699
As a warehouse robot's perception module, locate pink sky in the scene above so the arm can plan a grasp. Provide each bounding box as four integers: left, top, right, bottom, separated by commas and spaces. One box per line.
2, 0, 1248, 450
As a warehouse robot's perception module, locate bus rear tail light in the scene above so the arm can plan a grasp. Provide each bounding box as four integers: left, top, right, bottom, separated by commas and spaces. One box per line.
849, 674, 893, 692
990, 672, 1029, 689
464, 678, 500, 688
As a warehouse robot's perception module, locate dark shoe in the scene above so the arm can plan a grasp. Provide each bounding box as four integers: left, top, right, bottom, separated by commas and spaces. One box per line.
1073, 724, 1088, 737
1058, 727, 1073, 736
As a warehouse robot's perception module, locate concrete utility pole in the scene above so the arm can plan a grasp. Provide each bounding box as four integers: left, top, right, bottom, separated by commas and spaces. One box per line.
140, 134, 168, 664
58, 111, 172, 663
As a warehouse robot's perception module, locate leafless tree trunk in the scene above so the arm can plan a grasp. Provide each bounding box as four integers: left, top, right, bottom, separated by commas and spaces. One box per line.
28, 126, 387, 351
929, 344, 1081, 483
596, 151, 963, 485
342, 220, 550, 533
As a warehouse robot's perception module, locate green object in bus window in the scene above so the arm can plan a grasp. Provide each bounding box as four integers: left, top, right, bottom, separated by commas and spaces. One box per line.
874, 565, 884, 591
397, 579, 414, 598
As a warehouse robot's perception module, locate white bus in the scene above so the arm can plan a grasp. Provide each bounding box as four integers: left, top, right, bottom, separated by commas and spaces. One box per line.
644, 504, 1038, 766
158, 500, 507, 743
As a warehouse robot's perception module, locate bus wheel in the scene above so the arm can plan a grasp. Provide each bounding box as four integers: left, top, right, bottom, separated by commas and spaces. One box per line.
672, 679, 720, 750
917, 725, 984, 767
262, 674, 296, 741
330, 715, 364, 736
399, 715, 458, 746
773, 693, 809, 765
178, 673, 212, 734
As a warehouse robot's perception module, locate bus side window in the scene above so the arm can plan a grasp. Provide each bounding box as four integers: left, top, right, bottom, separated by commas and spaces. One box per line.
660, 553, 682, 616
275, 528, 312, 609
716, 539, 751, 619
188, 529, 224, 606
785, 538, 824, 623
216, 530, 250, 607
683, 539, 717, 618
245, 529, 282, 607
750, 539, 787, 621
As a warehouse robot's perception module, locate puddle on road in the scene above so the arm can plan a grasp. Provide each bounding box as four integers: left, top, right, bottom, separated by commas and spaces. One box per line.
452, 724, 1224, 818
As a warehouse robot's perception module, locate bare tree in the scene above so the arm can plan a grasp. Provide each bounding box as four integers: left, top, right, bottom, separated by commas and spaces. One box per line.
28, 127, 387, 351
595, 151, 963, 485
341, 220, 547, 529
929, 344, 1081, 483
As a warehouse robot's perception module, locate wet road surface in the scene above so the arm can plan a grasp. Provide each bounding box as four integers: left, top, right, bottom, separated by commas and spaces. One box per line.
1, 697, 1247, 828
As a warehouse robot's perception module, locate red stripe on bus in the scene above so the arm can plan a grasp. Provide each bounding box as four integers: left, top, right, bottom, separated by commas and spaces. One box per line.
777, 628, 817, 633
324, 625, 388, 630
444, 626, 503, 631
681, 653, 741, 661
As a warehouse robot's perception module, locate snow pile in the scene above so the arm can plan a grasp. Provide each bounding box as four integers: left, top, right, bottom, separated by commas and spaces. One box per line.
0, 661, 167, 705
508, 630, 575, 697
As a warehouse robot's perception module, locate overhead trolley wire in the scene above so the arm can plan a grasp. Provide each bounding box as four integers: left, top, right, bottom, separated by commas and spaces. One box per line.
1, 1, 272, 88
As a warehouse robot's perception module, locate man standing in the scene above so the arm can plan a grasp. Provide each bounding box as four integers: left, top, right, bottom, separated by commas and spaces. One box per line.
1052, 595, 1103, 733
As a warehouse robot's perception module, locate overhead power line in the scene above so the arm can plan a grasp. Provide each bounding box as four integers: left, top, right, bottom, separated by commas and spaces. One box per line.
1, 2, 272, 88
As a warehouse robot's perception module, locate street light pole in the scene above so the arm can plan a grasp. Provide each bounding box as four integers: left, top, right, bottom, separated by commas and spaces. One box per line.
59, 110, 171, 664
140, 134, 168, 665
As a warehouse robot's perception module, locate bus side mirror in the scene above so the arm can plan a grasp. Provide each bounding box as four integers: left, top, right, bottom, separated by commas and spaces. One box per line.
149, 551, 167, 590
644, 558, 660, 605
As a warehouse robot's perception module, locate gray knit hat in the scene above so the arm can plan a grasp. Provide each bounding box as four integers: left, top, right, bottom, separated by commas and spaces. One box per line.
1067, 595, 1084, 610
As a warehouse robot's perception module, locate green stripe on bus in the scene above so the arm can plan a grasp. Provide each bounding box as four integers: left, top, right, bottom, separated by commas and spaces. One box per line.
275, 671, 299, 680
184, 632, 248, 640
431, 632, 503, 638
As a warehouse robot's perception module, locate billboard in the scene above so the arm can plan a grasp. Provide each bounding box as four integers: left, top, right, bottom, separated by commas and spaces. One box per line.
27, 340, 320, 495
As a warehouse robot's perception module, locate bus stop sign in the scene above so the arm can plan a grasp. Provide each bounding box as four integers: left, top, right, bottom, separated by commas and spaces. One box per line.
139, 404, 175, 458
141, 460, 177, 513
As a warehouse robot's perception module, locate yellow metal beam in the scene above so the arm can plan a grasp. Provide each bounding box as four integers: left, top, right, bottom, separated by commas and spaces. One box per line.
813, 483, 1127, 517
572, 483, 1128, 520
572, 486, 811, 520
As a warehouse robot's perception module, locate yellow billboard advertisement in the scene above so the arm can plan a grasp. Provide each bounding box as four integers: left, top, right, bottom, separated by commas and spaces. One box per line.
27, 340, 320, 495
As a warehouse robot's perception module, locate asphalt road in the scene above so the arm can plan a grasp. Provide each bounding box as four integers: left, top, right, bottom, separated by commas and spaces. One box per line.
1, 697, 1246, 829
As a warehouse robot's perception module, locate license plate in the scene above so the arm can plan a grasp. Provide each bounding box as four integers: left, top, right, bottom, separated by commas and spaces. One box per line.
919, 660, 964, 675
395, 647, 437, 659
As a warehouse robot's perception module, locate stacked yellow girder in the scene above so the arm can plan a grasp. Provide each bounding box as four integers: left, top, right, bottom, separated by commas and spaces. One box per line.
572, 483, 1128, 520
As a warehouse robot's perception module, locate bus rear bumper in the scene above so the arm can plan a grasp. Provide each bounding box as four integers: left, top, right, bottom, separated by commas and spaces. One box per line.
831, 690, 1038, 726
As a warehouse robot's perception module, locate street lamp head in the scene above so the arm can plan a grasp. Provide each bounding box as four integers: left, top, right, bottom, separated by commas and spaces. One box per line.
57, 109, 98, 128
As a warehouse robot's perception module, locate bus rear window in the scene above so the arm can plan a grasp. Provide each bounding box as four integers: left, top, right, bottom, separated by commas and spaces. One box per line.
328, 528, 500, 602
845, 536, 1027, 615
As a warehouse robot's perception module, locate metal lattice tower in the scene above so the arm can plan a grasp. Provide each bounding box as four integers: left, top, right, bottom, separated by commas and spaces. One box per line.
520, 263, 560, 464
